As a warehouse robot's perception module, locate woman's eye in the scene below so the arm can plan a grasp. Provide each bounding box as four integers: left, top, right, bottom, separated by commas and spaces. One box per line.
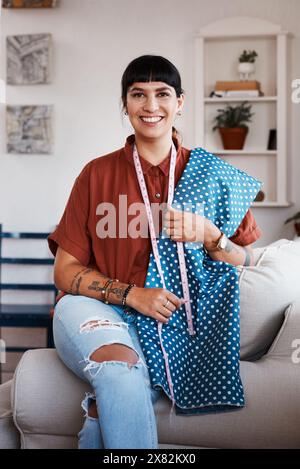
131, 92, 170, 98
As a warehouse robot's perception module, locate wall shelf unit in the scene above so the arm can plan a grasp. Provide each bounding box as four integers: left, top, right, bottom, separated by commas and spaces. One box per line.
194, 17, 291, 207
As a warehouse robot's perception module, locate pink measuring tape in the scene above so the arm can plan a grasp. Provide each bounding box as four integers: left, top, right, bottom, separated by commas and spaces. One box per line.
132, 141, 196, 411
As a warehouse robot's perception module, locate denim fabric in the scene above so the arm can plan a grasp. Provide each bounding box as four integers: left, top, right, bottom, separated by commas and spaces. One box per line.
53, 294, 162, 449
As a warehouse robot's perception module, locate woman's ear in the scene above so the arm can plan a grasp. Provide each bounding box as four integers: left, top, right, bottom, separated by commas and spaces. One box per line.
177, 93, 185, 113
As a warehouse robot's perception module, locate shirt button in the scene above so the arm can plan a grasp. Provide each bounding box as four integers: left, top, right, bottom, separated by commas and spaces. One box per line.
155, 193, 161, 199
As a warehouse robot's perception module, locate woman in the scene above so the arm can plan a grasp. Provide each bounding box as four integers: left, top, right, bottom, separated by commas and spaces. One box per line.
48, 55, 262, 449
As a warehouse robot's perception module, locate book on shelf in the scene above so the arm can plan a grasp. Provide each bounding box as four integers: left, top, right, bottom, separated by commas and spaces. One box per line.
210, 90, 263, 98
215, 80, 261, 91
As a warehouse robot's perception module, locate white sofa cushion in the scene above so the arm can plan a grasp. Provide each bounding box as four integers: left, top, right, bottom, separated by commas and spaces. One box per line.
0, 380, 20, 449
238, 239, 300, 360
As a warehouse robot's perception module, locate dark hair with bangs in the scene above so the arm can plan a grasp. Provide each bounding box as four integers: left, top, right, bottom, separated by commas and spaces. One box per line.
121, 55, 184, 111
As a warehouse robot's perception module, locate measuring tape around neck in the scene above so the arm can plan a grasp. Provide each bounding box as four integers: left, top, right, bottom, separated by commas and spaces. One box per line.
132, 140, 196, 410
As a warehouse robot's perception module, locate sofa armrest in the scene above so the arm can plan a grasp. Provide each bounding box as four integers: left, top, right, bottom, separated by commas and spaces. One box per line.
0, 380, 20, 449
12, 349, 91, 448
265, 300, 300, 359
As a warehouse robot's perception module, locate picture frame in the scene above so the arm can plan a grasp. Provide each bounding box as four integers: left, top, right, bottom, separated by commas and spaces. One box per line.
6, 105, 53, 154
7, 34, 52, 85
2, 0, 57, 8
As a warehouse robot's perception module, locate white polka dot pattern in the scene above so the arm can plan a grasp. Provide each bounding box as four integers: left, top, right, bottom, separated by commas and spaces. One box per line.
134, 147, 262, 415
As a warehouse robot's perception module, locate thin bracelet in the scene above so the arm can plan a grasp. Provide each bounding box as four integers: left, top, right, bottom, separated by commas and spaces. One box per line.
101, 279, 113, 303
122, 283, 136, 307
105, 278, 119, 303
103, 279, 114, 304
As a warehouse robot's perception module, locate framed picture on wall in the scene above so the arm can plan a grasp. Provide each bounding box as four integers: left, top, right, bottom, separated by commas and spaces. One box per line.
7, 34, 52, 85
2, 0, 57, 7
6, 105, 53, 154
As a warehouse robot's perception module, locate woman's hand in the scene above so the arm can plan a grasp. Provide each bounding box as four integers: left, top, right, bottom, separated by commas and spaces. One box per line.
163, 206, 221, 249
126, 286, 186, 324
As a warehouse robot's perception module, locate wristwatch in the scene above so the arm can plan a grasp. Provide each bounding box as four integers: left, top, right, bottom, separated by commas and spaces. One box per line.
216, 232, 228, 251
203, 231, 227, 255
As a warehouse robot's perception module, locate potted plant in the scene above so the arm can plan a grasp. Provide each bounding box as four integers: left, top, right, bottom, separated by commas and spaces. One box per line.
238, 49, 258, 81
284, 211, 300, 236
212, 101, 254, 150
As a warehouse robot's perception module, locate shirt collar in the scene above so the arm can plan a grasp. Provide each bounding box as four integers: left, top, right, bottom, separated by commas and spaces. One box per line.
123, 134, 182, 176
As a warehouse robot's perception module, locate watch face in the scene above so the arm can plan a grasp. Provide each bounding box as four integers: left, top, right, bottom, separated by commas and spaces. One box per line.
220, 236, 227, 249
219, 234, 227, 250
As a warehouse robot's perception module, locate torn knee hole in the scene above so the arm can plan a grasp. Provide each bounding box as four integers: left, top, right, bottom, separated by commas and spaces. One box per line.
81, 392, 99, 419
89, 344, 139, 369
80, 318, 128, 333
88, 400, 98, 419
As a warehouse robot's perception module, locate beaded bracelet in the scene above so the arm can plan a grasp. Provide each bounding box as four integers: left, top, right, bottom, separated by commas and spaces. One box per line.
122, 283, 136, 307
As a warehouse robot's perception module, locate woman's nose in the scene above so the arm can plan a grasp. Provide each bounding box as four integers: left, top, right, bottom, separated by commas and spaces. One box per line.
143, 96, 159, 112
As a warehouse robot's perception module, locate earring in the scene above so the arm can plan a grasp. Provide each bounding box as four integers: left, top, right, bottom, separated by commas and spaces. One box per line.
124, 111, 128, 115
177, 110, 182, 116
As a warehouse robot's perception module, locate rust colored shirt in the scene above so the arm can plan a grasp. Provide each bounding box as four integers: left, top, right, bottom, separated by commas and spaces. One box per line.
48, 134, 262, 292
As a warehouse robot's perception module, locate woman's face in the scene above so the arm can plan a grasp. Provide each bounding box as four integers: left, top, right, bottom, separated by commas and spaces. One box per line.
125, 81, 184, 140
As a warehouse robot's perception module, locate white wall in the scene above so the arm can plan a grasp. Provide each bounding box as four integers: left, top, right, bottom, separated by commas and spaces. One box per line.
1, 0, 300, 245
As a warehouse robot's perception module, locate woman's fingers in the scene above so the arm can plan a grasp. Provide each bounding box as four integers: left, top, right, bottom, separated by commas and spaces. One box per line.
154, 311, 171, 324
136, 288, 186, 324
156, 305, 173, 318
164, 301, 176, 312
167, 292, 185, 309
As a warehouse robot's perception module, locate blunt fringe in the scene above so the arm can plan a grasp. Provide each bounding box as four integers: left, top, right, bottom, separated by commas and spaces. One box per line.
121, 55, 184, 110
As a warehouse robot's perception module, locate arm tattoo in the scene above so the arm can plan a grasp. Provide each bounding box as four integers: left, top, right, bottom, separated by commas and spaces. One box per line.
107, 286, 127, 301
75, 276, 82, 294
70, 268, 92, 294
88, 281, 103, 292
224, 239, 240, 254
225, 239, 253, 266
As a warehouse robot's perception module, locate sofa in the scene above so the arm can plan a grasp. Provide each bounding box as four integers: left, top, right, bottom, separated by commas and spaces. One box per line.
1, 239, 300, 449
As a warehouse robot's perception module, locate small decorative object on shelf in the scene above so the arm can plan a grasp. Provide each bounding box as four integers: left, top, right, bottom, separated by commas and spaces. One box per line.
284, 211, 300, 237
212, 80, 263, 98
254, 190, 265, 202
212, 101, 254, 150
267, 129, 277, 150
2, 0, 57, 7
238, 50, 258, 81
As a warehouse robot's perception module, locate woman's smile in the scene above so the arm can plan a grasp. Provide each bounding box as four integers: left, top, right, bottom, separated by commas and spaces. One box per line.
139, 116, 165, 126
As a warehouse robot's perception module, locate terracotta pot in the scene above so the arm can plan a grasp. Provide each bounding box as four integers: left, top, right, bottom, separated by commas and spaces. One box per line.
219, 127, 248, 150
254, 190, 265, 202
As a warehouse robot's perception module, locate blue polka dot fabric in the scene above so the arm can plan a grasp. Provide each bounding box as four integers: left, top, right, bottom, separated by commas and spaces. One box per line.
134, 147, 262, 415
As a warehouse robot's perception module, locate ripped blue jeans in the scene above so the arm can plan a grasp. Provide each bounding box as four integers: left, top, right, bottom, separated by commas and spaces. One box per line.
53, 294, 162, 449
